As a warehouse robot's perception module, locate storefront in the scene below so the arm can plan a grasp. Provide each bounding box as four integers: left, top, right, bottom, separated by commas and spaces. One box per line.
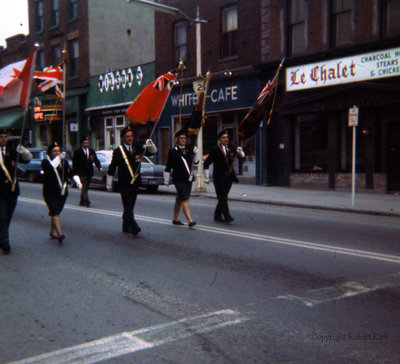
85, 62, 155, 151
157, 74, 261, 181
275, 45, 400, 192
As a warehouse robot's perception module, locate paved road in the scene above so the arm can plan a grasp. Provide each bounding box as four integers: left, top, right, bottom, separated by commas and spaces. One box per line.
1, 183, 400, 363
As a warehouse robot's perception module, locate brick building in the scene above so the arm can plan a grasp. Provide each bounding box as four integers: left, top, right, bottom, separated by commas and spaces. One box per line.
259, 0, 400, 192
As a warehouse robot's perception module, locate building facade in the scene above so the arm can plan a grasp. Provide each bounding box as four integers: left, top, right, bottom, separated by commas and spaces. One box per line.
154, 0, 262, 180
260, 0, 400, 192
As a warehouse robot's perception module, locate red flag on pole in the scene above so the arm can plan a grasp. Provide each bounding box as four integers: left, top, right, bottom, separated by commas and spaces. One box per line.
0, 53, 36, 110
125, 71, 177, 125
238, 59, 284, 146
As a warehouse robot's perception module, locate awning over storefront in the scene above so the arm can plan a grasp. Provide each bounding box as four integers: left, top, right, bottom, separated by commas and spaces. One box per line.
0, 110, 25, 129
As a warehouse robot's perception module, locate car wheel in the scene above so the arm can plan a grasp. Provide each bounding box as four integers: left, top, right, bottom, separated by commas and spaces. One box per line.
146, 185, 159, 193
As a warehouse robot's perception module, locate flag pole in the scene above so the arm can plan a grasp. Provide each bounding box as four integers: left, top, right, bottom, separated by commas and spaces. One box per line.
265, 57, 285, 126
61, 48, 67, 192
12, 49, 38, 191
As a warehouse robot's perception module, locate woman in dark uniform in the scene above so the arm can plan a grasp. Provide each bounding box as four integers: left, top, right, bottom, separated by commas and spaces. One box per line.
41, 143, 74, 243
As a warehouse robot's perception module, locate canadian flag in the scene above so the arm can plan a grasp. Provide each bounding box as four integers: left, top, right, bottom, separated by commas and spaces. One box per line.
0, 53, 35, 110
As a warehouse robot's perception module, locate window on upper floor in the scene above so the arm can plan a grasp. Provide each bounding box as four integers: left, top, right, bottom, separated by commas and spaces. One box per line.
35, 0, 43, 33
330, 0, 354, 47
51, 44, 61, 66
68, 39, 79, 77
381, 0, 400, 36
174, 21, 187, 65
68, 0, 78, 20
51, 0, 59, 27
36, 50, 45, 70
287, 0, 307, 55
221, 4, 238, 58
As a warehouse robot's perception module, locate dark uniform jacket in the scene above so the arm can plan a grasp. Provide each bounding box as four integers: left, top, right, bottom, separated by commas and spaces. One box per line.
204, 143, 239, 183
73, 148, 102, 177
41, 158, 72, 197
0, 146, 29, 199
165, 145, 195, 184
107, 144, 145, 189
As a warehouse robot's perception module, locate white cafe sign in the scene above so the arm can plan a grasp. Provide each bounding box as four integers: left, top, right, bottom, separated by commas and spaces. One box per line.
286, 47, 400, 92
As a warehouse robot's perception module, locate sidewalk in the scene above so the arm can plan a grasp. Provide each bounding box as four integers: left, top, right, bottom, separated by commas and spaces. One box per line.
158, 183, 400, 217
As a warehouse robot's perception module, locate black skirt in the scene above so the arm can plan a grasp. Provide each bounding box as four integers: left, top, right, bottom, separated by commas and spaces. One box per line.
44, 193, 67, 216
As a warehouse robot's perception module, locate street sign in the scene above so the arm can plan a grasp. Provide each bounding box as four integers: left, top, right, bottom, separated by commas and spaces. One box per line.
348, 106, 359, 127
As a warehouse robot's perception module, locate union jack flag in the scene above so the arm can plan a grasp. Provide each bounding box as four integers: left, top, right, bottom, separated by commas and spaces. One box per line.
34, 66, 64, 99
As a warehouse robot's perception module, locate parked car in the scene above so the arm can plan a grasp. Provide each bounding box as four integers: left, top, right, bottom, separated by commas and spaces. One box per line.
17, 147, 73, 182
91, 150, 166, 192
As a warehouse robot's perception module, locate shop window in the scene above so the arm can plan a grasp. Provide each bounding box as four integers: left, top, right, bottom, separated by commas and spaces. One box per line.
287, 0, 307, 55
221, 4, 238, 58
68, 0, 78, 21
115, 116, 125, 127
36, 50, 45, 70
35, 0, 43, 33
381, 0, 400, 36
68, 39, 79, 78
295, 118, 328, 171
330, 0, 354, 47
174, 21, 187, 64
51, 0, 59, 28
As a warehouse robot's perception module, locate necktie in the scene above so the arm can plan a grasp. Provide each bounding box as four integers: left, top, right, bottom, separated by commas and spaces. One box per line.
1, 147, 5, 160
85, 149, 89, 158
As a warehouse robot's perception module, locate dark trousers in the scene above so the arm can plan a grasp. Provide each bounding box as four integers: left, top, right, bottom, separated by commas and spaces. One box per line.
120, 186, 139, 230
0, 194, 18, 247
80, 176, 91, 205
213, 175, 233, 220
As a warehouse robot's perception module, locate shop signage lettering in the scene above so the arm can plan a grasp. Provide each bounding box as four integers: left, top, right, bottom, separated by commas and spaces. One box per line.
286, 47, 400, 91
170, 86, 238, 108
98, 66, 143, 93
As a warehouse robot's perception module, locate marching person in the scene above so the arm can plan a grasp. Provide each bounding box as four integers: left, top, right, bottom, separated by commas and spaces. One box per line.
106, 126, 157, 236
41, 142, 81, 244
164, 130, 199, 227
0, 128, 32, 255
204, 129, 245, 223
73, 136, 103, 207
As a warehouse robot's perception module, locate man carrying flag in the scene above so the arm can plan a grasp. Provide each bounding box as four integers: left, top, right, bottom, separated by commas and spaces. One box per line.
238, 59, 284, 147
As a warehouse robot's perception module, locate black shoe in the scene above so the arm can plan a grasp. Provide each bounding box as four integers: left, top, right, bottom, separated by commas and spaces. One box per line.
1, 244, 10, 255
49, 233, 57, 240
57, 235, 65, 244
123, 227, 133, 233
225, 216, 234, 223
214, 216, 225, 222
132, 226, 141, 235
188, 221, 197, 228
172, 220, 184, 226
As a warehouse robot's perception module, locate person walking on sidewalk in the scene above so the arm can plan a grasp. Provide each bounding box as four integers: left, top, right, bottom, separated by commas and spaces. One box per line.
106, 126, 157, 236
204, 130, 245, 223
0, 128, 32, 254
42, 142, 79, 244
164, 130, 199, 227
73, 136, 103, 207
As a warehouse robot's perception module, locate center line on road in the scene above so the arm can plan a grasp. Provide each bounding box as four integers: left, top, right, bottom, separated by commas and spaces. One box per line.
19, 197, 400, 265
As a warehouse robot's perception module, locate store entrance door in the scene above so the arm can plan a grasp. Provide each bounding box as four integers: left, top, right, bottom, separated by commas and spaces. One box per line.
388, 122, 400, 191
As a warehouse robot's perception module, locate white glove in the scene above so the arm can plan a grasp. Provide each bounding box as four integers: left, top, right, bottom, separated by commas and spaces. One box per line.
17, 145, 33, 161
163, 171, 170, 185
59, 152, 67, 160
193, 146, 199, 164
145, 139, 157, 154
236, 146, 245, 158
204, 169, 210, 184
106, 175, 113, 192
73, 175, 83, 190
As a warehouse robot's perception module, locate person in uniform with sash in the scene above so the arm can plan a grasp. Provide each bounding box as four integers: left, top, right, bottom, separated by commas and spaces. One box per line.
204, 130, 245, 223
106, 126, 157, 236
73, 136, 103, 207
164, 129, 199, 227
0, 128, 32, 254
41, 142, 80, 244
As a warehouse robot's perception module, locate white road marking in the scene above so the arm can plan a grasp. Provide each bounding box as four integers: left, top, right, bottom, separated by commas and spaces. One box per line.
9, 309, 246, 364
19, 197, 400, 264
276, 271, 400, 307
